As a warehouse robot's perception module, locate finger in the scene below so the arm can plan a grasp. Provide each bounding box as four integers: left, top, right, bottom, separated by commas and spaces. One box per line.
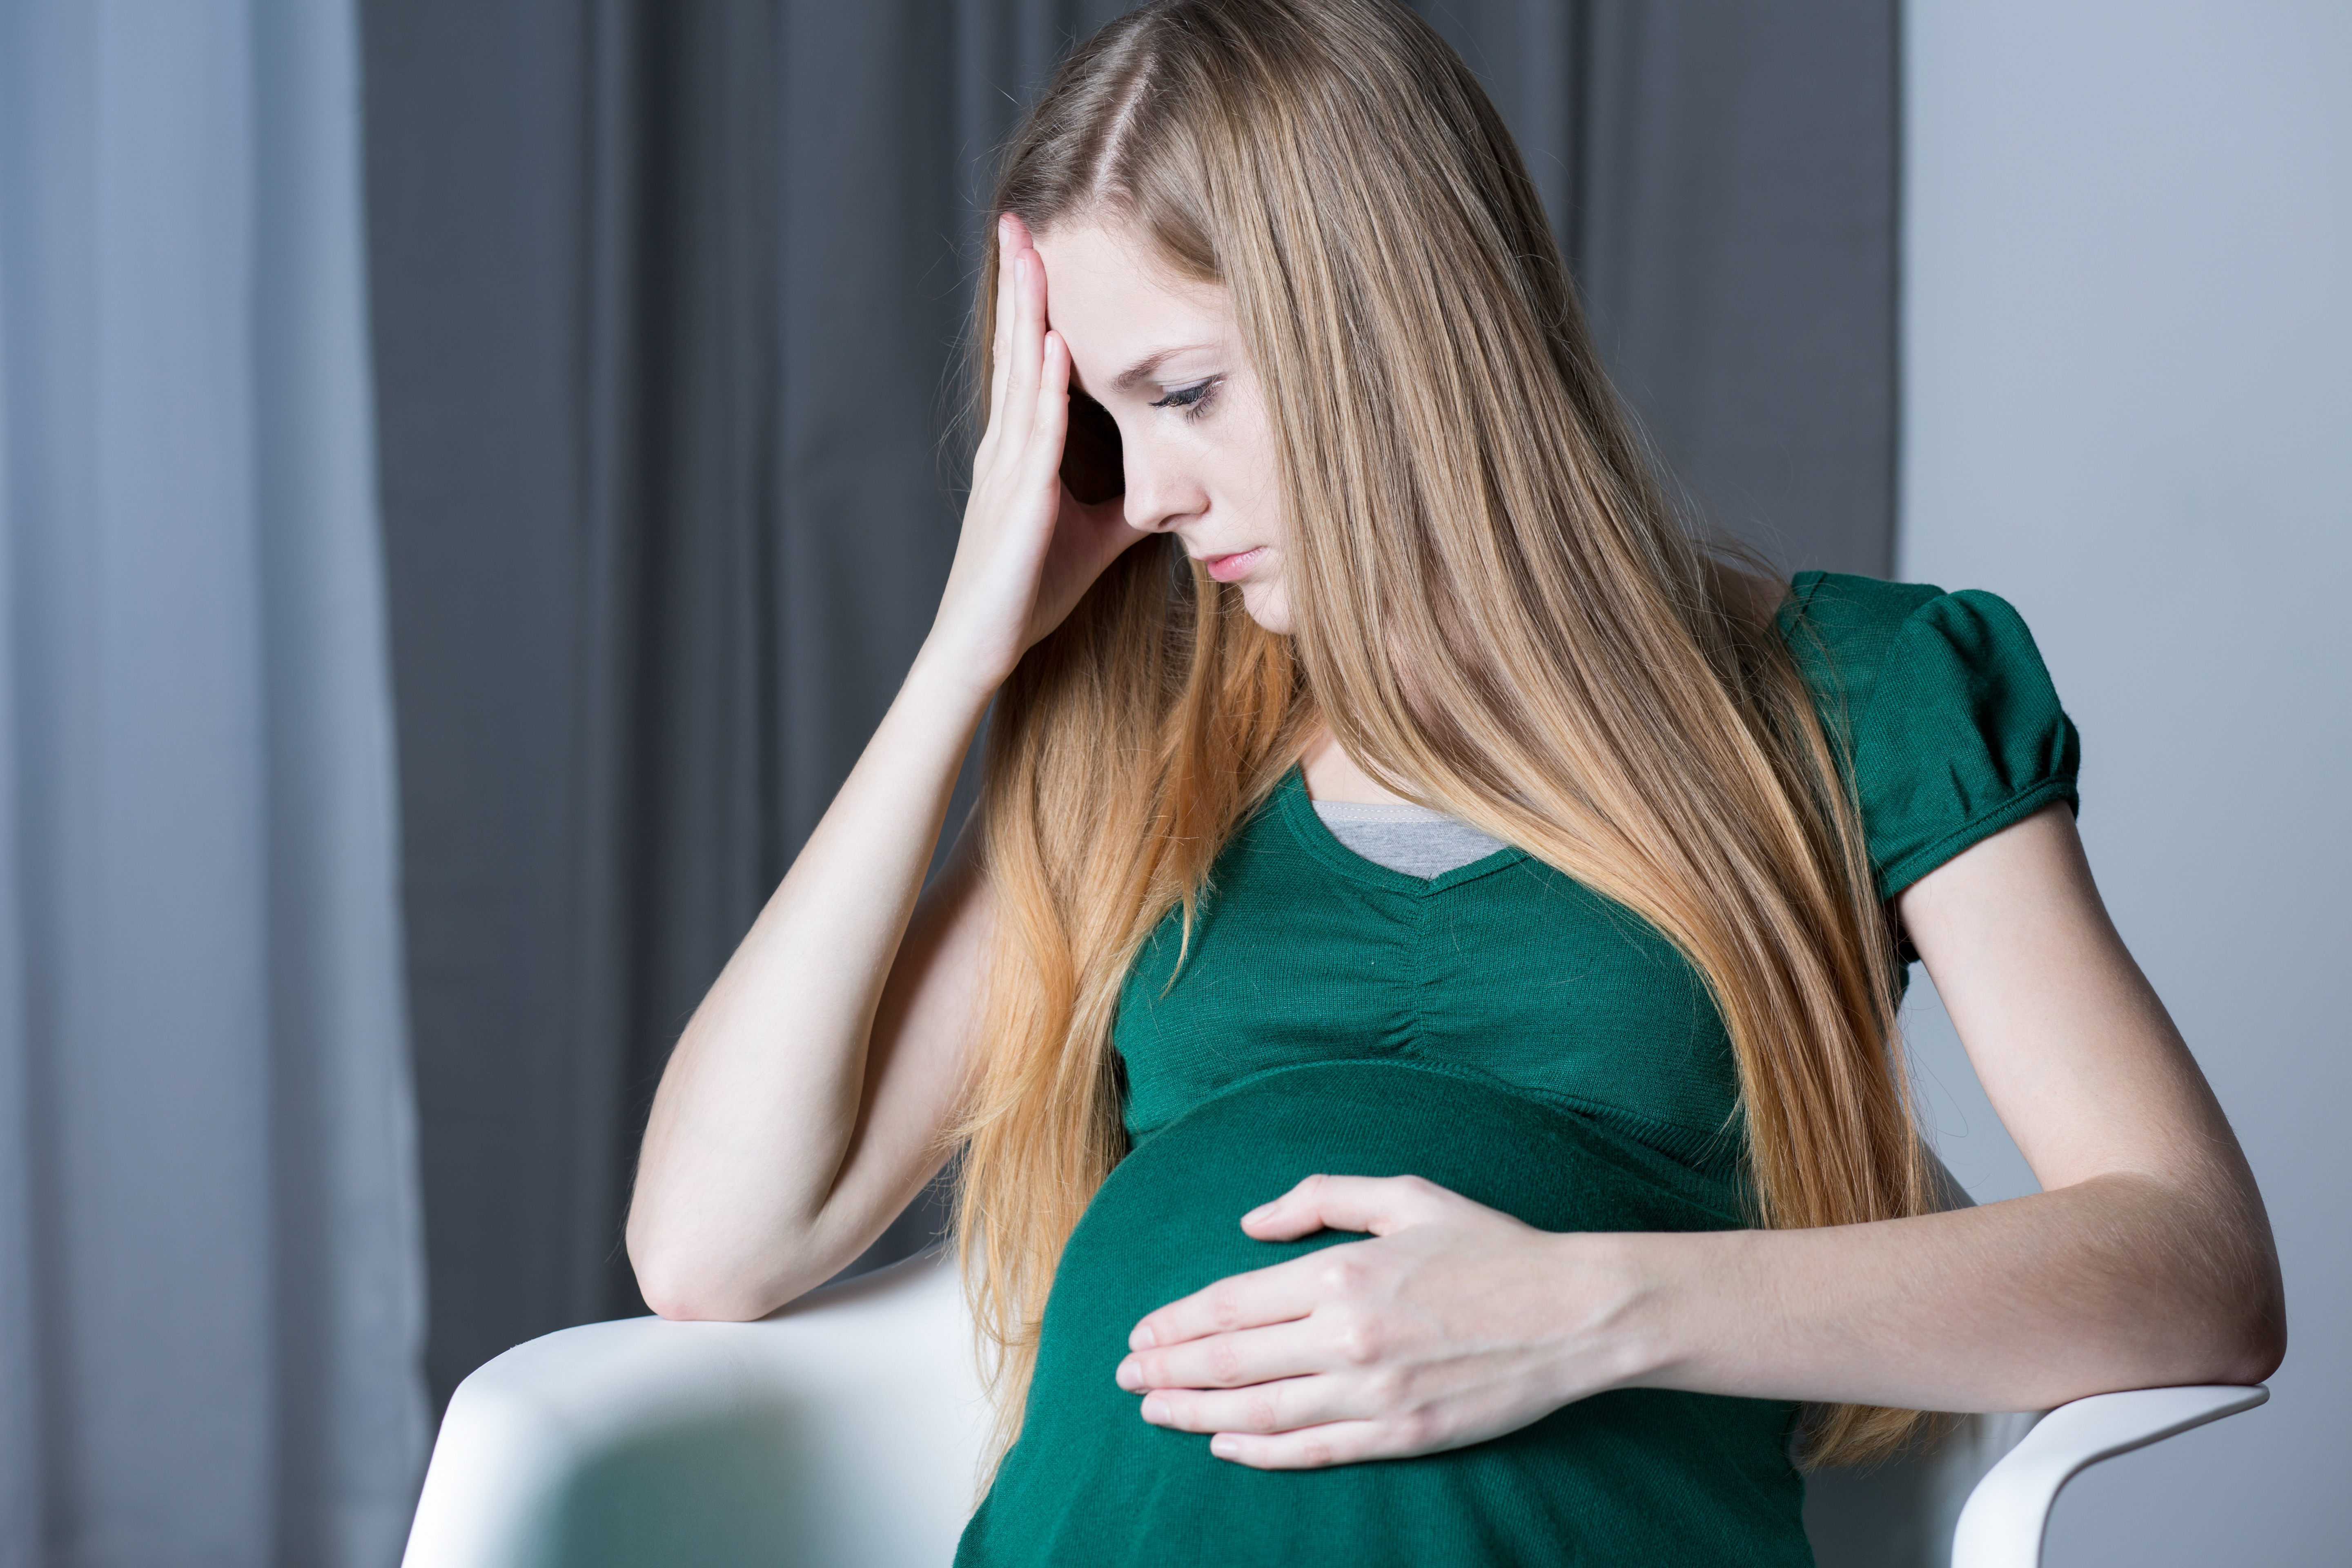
1240, 1174, 1454, 1242
1130, 1245, 1363, 1351
1027, 330, 1071, 486
1209, 1421, 1391, 1471
1002, 242, 1050, 443
987, 215, 1018, 425
1138, 1371, 1359, 1438
1117, 1317, 1327, 1394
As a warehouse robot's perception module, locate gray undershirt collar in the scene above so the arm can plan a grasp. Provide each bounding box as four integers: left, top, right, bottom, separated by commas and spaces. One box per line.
1311, 800, 1508, 880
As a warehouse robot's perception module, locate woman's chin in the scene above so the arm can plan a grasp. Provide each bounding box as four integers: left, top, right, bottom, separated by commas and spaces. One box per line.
1236, 582, 1293, 635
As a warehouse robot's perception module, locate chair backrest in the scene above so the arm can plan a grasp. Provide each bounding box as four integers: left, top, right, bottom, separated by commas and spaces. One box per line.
1805, 1410, 2041, 1568
410, 1219, 2247, 1568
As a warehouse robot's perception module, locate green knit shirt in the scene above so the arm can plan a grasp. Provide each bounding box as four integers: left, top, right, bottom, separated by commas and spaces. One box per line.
958, 572, 2080, 1567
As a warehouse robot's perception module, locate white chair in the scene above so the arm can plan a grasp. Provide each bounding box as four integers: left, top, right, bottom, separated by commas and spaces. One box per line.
399, 1246, 2263, 1568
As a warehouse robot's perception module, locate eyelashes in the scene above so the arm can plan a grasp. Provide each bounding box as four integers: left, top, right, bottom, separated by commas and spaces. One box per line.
1149, 376, 1221, 422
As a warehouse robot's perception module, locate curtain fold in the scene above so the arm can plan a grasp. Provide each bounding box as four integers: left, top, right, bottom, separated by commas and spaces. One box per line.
0, 1, 428, 1564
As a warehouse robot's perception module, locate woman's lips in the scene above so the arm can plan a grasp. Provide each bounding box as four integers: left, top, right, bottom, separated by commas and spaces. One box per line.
1202, 547, 1267, 583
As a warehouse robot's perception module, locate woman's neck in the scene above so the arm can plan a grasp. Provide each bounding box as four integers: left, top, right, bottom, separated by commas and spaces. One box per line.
1298, 725, 1421, 806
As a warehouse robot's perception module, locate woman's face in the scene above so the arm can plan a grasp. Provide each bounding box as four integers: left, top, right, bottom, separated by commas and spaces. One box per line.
1032, 222, 1292, 634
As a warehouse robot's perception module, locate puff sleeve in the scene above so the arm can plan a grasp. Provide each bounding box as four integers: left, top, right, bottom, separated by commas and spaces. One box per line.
1778, 571, 2081, 901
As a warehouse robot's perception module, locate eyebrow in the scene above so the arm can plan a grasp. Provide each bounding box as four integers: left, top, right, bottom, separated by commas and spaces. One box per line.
1109, 345, 1215, 394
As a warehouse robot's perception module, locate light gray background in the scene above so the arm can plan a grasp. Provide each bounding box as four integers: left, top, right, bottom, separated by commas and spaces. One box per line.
1899, 2, 2348, 1561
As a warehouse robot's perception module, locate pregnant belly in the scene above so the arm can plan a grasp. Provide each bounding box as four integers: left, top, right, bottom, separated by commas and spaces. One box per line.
956, 1060, 1815, 1568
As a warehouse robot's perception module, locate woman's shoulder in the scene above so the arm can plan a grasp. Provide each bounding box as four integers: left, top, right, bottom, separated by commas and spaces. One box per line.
1773, 570, 1943, 673
1773, 570, 2082, 900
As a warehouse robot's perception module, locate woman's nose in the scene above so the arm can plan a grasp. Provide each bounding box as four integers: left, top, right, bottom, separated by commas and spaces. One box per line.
1118, 438, 1207, 534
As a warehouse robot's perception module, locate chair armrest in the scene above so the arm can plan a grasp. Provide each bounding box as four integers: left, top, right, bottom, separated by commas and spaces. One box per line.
1949, 1384, 2267, 1568
400, 1248, 987, 1568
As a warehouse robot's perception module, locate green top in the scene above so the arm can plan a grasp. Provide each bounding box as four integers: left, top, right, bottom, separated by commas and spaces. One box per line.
1114, 570, 2079, 1180
958, 572, 2080, 1568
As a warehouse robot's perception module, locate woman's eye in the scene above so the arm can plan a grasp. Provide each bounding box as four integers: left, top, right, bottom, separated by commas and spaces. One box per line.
1149, 378, 1220, 420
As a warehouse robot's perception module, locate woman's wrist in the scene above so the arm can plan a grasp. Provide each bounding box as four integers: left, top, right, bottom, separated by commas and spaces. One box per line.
1535, 1228, 1712, 1403
903, 629, 1012, 718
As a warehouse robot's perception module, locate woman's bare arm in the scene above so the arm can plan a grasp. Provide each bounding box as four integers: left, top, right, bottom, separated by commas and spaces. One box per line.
626, 216, 1141, 1319
624, 670, 995, 1321
1627, 799, 2285, 1410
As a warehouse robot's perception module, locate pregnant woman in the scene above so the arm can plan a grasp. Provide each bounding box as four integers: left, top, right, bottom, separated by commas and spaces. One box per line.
624, 2, 2283, 1562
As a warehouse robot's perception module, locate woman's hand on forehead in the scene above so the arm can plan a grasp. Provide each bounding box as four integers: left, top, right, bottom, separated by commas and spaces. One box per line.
924, 214, 1145, 696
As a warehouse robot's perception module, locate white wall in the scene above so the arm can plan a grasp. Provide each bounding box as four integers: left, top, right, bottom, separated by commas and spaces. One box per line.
1899, 3, 2350, 1561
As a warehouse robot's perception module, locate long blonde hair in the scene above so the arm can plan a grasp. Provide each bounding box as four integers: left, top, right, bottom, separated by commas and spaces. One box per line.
952, 0, 1931, 1469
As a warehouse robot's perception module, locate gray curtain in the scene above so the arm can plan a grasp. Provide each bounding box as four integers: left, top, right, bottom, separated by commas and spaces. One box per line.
362, 0, 1897, 1416
1420, 0, 1898, 575
0, 2, 428, 1565
362, 0, 1137, 1414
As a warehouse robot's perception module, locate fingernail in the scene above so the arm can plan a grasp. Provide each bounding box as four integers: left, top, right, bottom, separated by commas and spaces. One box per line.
1243, 1203, 1273, 1224
1129, 1324, 1156, 1350
1115, 1357, 1140, 1390
1141, 1395, 1169, 1424
1210, 1434, 1239, 1459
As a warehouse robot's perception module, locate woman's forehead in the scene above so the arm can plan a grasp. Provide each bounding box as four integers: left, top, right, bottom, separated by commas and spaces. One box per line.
1033, 223, 1235, 395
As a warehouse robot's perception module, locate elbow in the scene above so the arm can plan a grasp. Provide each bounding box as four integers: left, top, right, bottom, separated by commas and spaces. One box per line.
631, 1251, 785, 1323
2215, 1205, 2290, 1386
2217, 1280, 2288, 1387
626, 1220, 790, 1323
2166, 1169, 2288, 1388
640, 1290, 773, 1325
2195, 1316, 2286, 1393
2179, 1219, 2288, 1388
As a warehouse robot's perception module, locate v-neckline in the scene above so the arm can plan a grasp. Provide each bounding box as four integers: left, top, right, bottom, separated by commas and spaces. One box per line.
1274, 764, 1530, 897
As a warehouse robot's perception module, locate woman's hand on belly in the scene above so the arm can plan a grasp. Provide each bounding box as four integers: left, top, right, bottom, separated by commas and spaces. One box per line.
1111, 1174, 1649, 1470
